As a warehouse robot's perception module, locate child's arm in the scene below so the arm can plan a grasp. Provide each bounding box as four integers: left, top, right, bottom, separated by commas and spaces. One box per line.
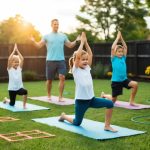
74, 32, 85, 67
15, 44, 24, 68
111, 31, 121, 56
7, 45, 16, 69
84, 35, 93, 66
120, 33, 127, 56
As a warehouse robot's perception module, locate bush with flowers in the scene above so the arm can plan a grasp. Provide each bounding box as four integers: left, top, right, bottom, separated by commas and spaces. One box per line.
106, 71, 112, 77
145, 66, 150, 76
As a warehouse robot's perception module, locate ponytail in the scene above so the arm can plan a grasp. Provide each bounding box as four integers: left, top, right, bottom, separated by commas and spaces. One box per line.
68, 51, 77, 74
68, 56, 74, 74
69, 50, 87, 73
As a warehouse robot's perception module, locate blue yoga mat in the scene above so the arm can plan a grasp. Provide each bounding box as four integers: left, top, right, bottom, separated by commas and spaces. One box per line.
0, 101, 50, 112
32, 115, 145, 140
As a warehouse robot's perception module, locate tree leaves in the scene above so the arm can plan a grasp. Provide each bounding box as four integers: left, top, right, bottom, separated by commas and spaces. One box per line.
0, 14, 41, 44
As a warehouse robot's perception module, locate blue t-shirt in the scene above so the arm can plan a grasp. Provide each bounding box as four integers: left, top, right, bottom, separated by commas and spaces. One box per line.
42, 32, 69, 61
111, 56, 127, 81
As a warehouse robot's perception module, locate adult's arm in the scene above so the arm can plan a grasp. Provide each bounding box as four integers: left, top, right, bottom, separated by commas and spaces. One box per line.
65, 35, 80, 48
30, 36, 46, 49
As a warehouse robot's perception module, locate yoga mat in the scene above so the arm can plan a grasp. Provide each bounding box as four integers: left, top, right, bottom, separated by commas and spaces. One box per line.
28, 96, 75, 105
32, 115, 145, 140
114, 101, 150, 110
0, 101, 50, 112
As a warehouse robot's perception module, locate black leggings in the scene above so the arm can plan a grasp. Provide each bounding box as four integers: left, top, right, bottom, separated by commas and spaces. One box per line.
9, 88, 28, 106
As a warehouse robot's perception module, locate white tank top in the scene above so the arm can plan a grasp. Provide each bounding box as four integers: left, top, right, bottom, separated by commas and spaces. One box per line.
8, 66, 23, 91
72, 65, 94, 100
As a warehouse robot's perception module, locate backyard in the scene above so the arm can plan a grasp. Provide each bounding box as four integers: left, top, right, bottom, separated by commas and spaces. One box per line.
0, 79, 150, 150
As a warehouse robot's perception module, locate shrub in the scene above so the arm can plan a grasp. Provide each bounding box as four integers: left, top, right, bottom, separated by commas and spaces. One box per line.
65, 72, 73, 79
23, 70, 38, 81
145, 66, 150, 76
91, 62, 111, 79
106, 71, 112, 77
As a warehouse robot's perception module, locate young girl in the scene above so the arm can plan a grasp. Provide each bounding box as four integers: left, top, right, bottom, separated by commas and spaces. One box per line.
59, 32, 117, 132
102, 31, 138, 106
3, 43, 28, 109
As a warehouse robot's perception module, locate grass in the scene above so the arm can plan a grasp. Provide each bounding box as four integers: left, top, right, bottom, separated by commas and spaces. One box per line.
0, 79, 150, 150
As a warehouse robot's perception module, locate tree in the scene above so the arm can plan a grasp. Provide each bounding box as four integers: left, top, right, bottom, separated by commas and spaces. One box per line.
76, 0, 150, 41
0, 15, 41, 44
66, 28, 100, 44
114, 0, 150, 40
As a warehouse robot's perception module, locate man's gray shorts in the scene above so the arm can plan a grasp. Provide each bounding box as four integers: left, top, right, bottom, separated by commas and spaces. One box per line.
46, 60, 66, 80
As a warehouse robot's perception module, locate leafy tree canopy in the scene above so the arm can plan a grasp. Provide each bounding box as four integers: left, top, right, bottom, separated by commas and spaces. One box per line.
76, 0, 150, 42
0, 14, 41, 44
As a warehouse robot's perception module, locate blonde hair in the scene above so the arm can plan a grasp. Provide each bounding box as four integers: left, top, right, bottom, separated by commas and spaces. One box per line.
114, 45, 124, 53
69, 50, 87, 74
11, 55, 20, 64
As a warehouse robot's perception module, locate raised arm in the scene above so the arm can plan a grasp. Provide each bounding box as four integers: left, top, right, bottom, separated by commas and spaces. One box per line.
65, 35, 80, 48
30, 36, 45, 49
74, 33, 85, 67
120, 33, 127, 56
84, 34, 93, 66
15, 44, 24, 68
111, 31, 121, 56
7, 44, 16, 69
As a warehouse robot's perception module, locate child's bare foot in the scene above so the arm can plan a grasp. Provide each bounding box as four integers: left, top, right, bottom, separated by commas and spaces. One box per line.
101, 91, 105, 98
59, 112, 66, 122
3, 97, 10, 104
104, 126, 118, 133
3, 98, 7, 104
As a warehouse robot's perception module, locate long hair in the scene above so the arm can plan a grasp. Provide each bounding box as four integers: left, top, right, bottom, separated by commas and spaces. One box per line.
68, 50, 87, 74
68, 51, 76, 74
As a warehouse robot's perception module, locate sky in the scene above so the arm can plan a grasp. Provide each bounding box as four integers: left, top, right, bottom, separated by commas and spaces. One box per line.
0, 0, 85, 35
0, 0, 150, 36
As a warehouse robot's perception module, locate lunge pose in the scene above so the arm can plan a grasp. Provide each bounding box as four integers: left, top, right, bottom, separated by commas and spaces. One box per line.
59, 32, 117, 132
3, 44, 28, 109
101, 31, 138, 106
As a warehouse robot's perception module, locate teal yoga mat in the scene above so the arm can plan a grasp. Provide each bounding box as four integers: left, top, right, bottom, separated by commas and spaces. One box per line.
32, 115, 145, 140
0, 101, 50, 112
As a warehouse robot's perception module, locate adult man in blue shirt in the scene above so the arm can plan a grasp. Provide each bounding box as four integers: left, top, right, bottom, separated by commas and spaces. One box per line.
31, 19, 79, 102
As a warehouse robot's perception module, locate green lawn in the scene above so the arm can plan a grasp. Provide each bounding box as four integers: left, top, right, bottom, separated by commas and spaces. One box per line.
0, 79, 150, 150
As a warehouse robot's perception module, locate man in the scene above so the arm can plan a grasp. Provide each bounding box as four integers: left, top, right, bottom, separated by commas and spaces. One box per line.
30, 19, 79, 102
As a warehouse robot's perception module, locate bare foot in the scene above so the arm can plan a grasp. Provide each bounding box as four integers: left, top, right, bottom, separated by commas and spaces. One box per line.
59, 112, 66, 122
104, 126, 118, 133
59, 97, 65, 102
129, 103, 139, 107
47, 96, 51, 101
3, 97, 10, 104
101, 91, 105, 98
